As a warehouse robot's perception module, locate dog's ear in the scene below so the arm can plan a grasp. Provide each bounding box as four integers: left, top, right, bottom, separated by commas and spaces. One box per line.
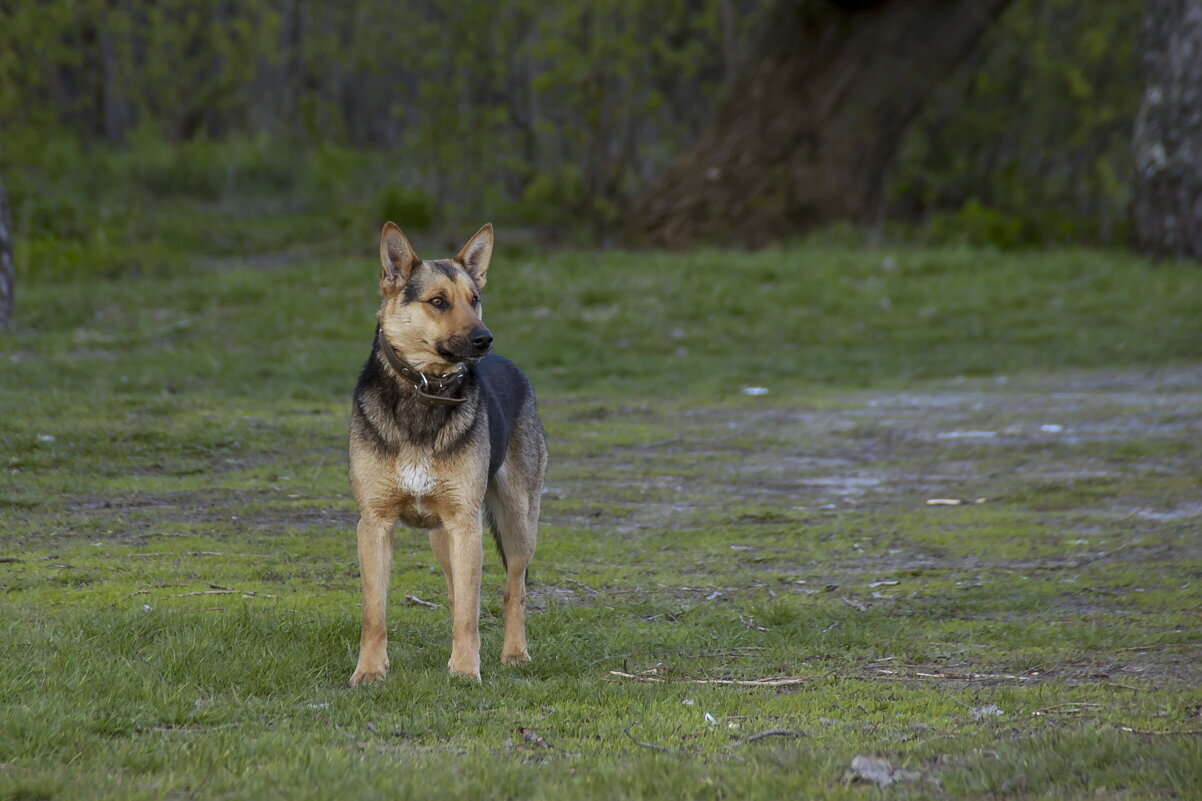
454, 223, 493, 290
379, 222, 420, 295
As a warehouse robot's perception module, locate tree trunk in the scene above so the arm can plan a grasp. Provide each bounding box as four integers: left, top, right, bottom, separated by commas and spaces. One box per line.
617, 0, 1013, 248
1132, 0, 1202, 261
0, 175, 14, 329
100, 25, 133, 143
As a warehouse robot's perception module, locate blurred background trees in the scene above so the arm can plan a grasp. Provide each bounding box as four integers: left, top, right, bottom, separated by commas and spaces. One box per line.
0, 0, 1161, 263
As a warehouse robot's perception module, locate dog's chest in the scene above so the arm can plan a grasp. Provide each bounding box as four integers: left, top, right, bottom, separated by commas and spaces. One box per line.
395, 452, 436, 498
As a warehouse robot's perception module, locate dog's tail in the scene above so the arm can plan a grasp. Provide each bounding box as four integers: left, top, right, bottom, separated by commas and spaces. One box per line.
484, 505, 508, 570
483, 505, 531, 585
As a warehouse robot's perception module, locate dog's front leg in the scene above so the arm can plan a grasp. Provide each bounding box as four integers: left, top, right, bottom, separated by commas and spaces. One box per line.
443, 511, 484, 680
350, 513, 395, 686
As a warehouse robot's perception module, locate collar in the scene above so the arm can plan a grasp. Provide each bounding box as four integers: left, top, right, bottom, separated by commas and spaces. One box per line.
376, 328, 467, 407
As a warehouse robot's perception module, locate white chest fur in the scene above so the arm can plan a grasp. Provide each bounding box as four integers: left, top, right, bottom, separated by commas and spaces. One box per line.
395, 453, 436, 498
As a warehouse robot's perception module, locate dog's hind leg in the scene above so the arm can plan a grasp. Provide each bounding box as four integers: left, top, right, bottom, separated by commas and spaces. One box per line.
350, 512, 396, 686
486, 464, 540, 666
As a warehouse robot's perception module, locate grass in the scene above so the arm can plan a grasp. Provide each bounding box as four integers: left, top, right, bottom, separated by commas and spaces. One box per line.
2, 218, 1201, 798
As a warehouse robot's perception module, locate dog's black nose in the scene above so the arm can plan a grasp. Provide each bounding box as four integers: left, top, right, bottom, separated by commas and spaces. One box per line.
470, 328, 493, 352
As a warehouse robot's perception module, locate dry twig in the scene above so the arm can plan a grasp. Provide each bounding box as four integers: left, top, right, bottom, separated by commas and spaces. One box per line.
623, 726, 671, 753
739, 728, 806, 745
560, 577, 600, 595
609, 670, 811, 687
177, 589, 278, 598
867, 669, 1036, 683
839, 596, 869, 612
1032, 702, 1102, 716
1119, 726, 1202, 736
405, 594, 438, 608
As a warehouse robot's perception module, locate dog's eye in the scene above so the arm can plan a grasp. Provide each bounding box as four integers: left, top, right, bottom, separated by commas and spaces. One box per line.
429, 297, 446, 309
471, 295, 480, 307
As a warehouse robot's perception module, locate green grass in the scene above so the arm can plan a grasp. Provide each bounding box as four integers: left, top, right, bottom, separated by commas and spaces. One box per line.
2, 235, 1201, 799
4, 243, 1202, 402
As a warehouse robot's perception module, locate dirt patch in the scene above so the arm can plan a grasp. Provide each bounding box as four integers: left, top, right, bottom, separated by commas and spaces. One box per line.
20, 365, 1198, 555
14, 489, 355, 548
543, 365, 1202, 532
529, 366, 1202, 685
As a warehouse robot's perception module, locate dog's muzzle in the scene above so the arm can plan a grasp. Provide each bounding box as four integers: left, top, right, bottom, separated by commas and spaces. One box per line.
439, 327, 493, 363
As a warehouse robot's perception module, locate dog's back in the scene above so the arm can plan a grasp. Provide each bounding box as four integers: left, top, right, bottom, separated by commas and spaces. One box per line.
474, 354, 538, 480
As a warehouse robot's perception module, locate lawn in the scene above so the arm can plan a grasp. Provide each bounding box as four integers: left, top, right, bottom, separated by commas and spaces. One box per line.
1, 231, 1201, 799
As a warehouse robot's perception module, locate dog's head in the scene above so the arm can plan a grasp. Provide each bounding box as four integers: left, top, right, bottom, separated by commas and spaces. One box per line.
376, 222, 494, 373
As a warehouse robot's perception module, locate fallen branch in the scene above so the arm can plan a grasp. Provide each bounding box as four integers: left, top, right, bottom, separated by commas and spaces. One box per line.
623, 726, 671, 753
1119, 726, 1202, 736
913, 670, 1034, 682
611, 671, 664, 683
868, 669, 1037, 683
177, 589, 279, 598
405, 594, 438, 608
739, 728, 806, 745
1032, 702, 1102, 716
839, 596, 869, 612
609, 670, 812, 687
561, 577, 600, 595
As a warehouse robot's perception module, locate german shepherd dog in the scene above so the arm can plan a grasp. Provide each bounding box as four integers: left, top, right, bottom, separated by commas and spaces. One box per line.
348, 222, 546, 685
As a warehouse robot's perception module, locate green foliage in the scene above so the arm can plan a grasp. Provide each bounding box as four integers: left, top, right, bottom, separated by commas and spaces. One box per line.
0, 0, 1161, 244
891, 0, 1143, 247
922, 200, 1034, 249
0, 0, 765, 234
0, 134, 399, 280
372, 185, 437, 233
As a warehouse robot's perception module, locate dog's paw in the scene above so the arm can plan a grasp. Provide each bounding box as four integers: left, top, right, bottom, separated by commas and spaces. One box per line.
349, 665, 389, 687
447, 657, 481, 682
500, 648, 530, 666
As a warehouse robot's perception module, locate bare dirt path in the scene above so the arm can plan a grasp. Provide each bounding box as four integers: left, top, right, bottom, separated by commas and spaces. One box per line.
544, 365, 1202, 533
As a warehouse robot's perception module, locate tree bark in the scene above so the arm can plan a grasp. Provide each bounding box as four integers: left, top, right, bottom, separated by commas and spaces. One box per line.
617, 0, 1013, 248
0, 175, 14, 329
1132, 0, 1202, 261
100, 25, 133, 143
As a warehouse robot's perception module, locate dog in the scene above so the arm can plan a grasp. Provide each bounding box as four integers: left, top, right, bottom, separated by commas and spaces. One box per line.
347, 221, 546, 685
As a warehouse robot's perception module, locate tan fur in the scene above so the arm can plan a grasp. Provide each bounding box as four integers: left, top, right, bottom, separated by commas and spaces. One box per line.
348, 222, 543, 686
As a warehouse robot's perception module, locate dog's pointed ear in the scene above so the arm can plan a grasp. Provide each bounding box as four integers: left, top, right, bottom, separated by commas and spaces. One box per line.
380, 222, 420, 295
454, 223, 493, 290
